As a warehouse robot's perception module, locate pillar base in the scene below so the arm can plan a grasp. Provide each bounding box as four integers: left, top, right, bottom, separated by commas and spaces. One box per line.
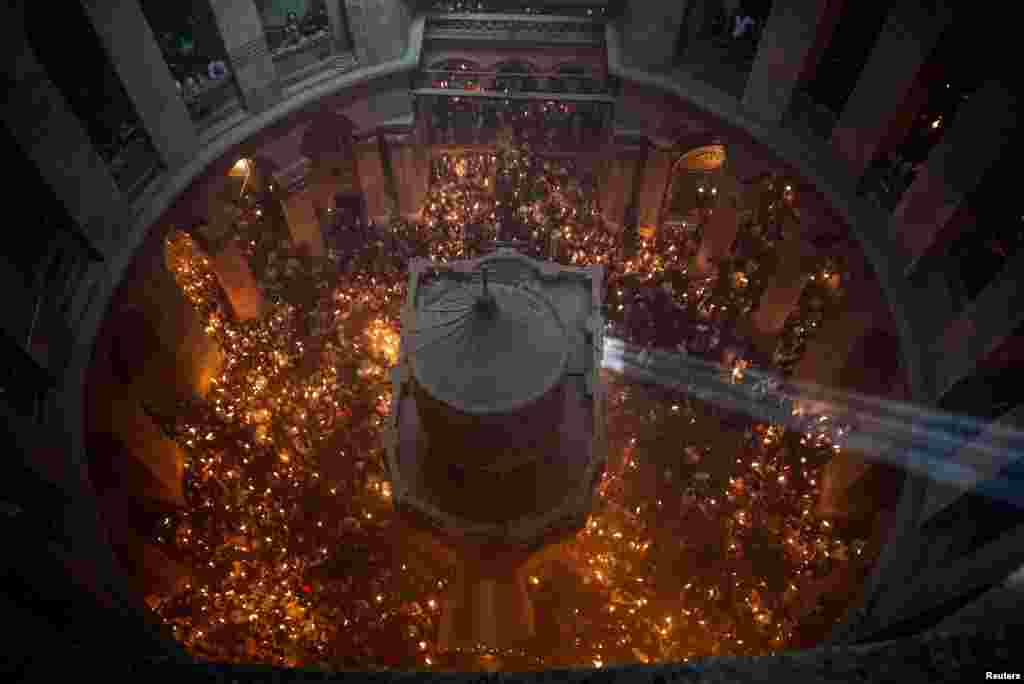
438, 551, 536, 654
211, 242, 265, 321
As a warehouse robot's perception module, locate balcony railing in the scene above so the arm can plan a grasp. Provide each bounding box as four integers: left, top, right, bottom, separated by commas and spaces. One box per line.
262, 6, 360, 90
95, 122, 164, 201
425, 12, 605, 45
429, 1, 611, 17
268, 27, 333, 71
417, 68, 610, 95
415, 91, 613, 149
179, 74, 243, 133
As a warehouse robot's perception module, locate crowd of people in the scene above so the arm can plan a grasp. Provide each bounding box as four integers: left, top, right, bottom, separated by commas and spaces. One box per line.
423, 96, 609, 149
152, 136, 863, 670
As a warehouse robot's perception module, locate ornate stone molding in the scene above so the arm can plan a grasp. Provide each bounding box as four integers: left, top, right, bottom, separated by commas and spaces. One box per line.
227, 36, 271, 71
426, 13, 605, 45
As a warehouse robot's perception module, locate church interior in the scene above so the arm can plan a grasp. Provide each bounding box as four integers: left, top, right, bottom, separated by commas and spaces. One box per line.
1, 0, 1022, 680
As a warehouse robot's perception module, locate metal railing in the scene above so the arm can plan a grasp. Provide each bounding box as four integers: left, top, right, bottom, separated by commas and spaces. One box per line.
96, 124, 164, 201
425, 12, 606, 45
181, 75, 243, 133
417, 68, 610, 94
265, 24, 332, 57
414, 91, 613, 148
429, 1, 611, 17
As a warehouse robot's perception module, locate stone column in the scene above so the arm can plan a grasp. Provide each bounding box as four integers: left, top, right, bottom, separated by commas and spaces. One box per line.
388, 138, 429, 221
326, 0, 353, 53
308, 151, 359, 200
832, 3, 952, 179
618, 0, 691, 70
262, 157, 328, 258
600, 157, 641, 231
742, 0, 843, 125
203, 177, 243, 248
343, 0, 412, 67
894, 81, 1017, 271
90, 393, 188, 511
792, 257, 888, 520
793, 309, 876, 401
438, 550, 536, 653
635, 147, 673, 238
0, 3, 125, 249
745, 220, 815, 356
208, 0, 281, 114
80, 0, 198, 172
198, 178, 267, 319
281, 191, 327, 258
791, 251, 879, 387
354, 136, 391, 225
691, 171, 742, 275
805, 318, 885, 520
113, 252, 223, 416
210, 242, 265, 320
303, 110, 360, 209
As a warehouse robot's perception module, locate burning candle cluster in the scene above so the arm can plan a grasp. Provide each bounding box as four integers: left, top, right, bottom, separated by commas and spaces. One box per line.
151, 142, 869, 671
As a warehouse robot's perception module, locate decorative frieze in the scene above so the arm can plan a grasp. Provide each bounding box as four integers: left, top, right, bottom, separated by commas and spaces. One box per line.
227, 36, 271, 72
426, 14, 605, 45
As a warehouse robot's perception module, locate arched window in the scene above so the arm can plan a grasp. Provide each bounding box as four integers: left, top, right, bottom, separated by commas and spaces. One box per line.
666, 145, 727, 219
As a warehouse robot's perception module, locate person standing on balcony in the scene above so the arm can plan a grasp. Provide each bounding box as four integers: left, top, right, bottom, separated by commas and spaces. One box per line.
207, 60, 228, 81
733, 13, 755, 39
285, 11, 301, 47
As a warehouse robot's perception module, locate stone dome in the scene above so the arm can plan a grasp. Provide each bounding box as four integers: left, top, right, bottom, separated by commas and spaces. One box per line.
409, 276, 570, 415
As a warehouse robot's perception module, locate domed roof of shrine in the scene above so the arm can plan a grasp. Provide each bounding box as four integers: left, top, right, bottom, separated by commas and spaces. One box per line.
408, 273, 570, 415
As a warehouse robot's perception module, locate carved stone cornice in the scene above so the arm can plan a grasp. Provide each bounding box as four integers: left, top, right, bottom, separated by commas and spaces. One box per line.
227, 36, 271, 71
425, 12, 605, 45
